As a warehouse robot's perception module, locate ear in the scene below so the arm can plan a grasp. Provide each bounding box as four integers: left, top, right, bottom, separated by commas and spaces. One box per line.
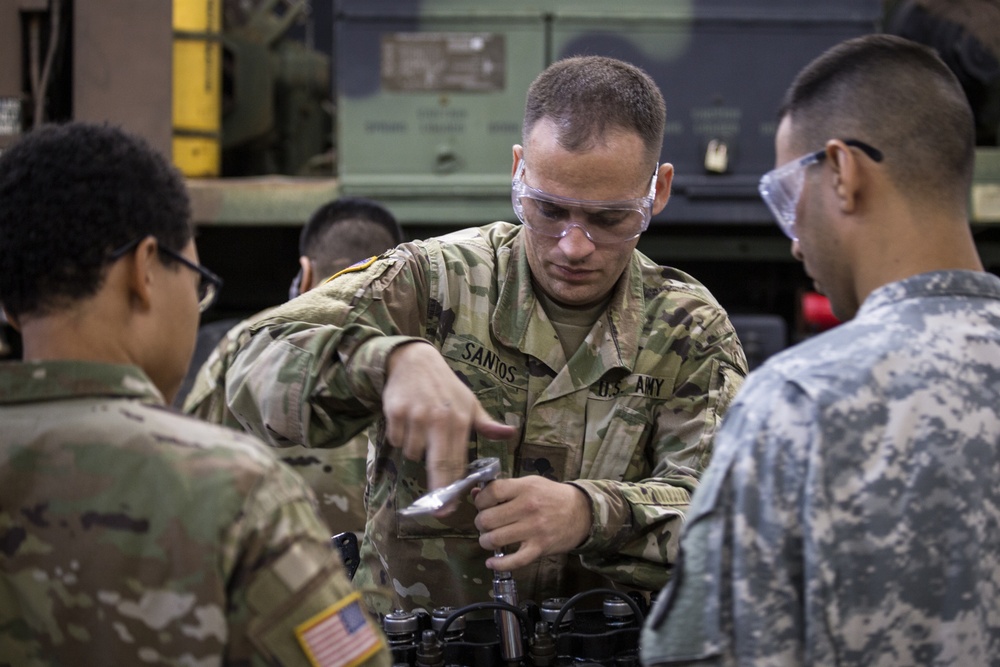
127, 236, 160, 312
512, 144, 524, 177
298, 255, 315, 293
651, 162, 674, 215
825, 139, 861, 215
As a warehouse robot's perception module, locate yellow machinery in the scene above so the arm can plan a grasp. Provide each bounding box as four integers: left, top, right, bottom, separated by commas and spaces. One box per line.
173, 0, 222, 177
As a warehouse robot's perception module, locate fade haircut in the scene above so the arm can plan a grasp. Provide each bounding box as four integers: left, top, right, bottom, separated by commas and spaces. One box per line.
0, 122, 192, 320
300, 197, 404, 278
523, 55, 666, 166
780, 34, 975, 208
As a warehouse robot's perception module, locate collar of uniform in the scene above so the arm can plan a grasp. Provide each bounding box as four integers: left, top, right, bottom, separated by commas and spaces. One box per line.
491, 228, 644, 371
0, 359, 164, 405
858, 269, 1000, 319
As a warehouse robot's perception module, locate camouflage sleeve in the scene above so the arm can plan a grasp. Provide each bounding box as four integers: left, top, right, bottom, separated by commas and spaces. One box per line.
570, 304, 748, 590
225, 247, 431, 448
182, 319, 249, 429
227, 461, 392, 666
640, 372, 808, 666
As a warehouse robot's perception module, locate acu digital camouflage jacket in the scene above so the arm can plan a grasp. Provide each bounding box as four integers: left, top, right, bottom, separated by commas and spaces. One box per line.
642, 271, 1000, 666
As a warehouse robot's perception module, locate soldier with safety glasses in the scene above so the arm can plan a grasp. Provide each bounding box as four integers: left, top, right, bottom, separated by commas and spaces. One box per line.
644, 34, 1000, 667
226, 55, 748, 614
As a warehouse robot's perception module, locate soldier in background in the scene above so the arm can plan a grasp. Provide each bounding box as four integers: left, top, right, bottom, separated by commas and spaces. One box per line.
643, 35, 1000, 665
183, 196, 404, 536
225, 55, 748, 613
0, 122, 389, 666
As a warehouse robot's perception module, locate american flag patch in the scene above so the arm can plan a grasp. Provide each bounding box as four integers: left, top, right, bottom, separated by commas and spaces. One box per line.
295, 592, 382, 667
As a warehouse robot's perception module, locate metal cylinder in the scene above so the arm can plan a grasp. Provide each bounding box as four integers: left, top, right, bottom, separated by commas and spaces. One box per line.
493, 575, 523, 662
383, 609, 420, 646
603, 596, 636, 629
540, 597, 574, 630
430, 606, 465, 641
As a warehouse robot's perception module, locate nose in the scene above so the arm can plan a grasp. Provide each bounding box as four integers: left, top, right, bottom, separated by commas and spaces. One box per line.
557, 224, 596, 260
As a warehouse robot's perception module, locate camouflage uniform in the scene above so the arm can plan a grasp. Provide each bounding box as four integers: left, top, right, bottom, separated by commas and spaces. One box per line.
642, 270, 1000, 667
0, 360, 390, 666
227, 222, 747, 612
184, 309, 371, 536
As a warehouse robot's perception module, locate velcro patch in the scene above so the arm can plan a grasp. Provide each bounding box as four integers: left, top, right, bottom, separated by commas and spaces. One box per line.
273, 542, 322, 593
295, 592, 382, 667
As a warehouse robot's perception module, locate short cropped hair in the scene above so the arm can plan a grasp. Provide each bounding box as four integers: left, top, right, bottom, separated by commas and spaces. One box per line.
523, 56, 666, 166
779, 34, 975, 207
0, 122, 192, 320
300, 197, 403, 277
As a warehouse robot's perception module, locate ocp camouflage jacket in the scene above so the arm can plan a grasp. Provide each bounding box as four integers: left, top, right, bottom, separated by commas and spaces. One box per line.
227, 221, 747, 612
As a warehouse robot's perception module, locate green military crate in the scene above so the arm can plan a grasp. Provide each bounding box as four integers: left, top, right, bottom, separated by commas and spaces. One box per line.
334, 2, 546, 226
973, 148, 1000, 224
332, 0, 881, 229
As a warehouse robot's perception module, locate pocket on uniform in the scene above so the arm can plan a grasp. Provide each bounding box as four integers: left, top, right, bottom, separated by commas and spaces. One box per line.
394, 453, 481, 539
582, 401, 651, 481
393, 385, 517, 540
470, 385, 522, 468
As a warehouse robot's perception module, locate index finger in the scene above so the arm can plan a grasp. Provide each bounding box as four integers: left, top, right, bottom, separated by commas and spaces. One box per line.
423, 407, 473, 492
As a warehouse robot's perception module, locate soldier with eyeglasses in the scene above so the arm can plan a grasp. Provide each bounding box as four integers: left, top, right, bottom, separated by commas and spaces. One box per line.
0, 123, 390, 666
226, 55, 748, 613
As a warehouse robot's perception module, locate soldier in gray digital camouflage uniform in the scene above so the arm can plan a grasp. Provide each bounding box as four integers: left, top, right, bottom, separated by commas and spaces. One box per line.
0, 123, 390, 666
226, 56, 748, 613
642, 34, 1000, 666
183, 196, 404, 537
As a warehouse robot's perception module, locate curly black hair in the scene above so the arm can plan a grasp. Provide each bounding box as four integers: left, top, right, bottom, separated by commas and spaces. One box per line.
0, 122, 192, 319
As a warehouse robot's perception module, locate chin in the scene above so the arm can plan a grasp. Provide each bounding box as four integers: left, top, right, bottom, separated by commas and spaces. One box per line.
554, 289, 601, 308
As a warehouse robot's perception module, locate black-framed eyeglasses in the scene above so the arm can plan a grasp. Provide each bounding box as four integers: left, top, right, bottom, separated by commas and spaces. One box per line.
758, 139, 884, 240
108, 236, 222, 312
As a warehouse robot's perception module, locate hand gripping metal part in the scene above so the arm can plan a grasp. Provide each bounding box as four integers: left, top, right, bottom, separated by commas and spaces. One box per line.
399, 457, 501, 516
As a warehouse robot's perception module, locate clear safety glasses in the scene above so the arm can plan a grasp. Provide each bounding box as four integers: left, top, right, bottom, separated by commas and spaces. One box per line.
758, 139, 883, 240
511, 160, 658, 245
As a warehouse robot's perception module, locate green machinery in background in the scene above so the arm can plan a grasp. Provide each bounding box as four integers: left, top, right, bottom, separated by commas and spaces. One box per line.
192, 0, 827, 320
2, 0, 1000, 346
325, 0, 1000, 340
324, 0, 880, 333
332, 0, 881, 231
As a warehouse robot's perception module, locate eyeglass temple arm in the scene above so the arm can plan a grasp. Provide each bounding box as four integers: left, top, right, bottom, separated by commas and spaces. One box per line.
842, 139, 883, 162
